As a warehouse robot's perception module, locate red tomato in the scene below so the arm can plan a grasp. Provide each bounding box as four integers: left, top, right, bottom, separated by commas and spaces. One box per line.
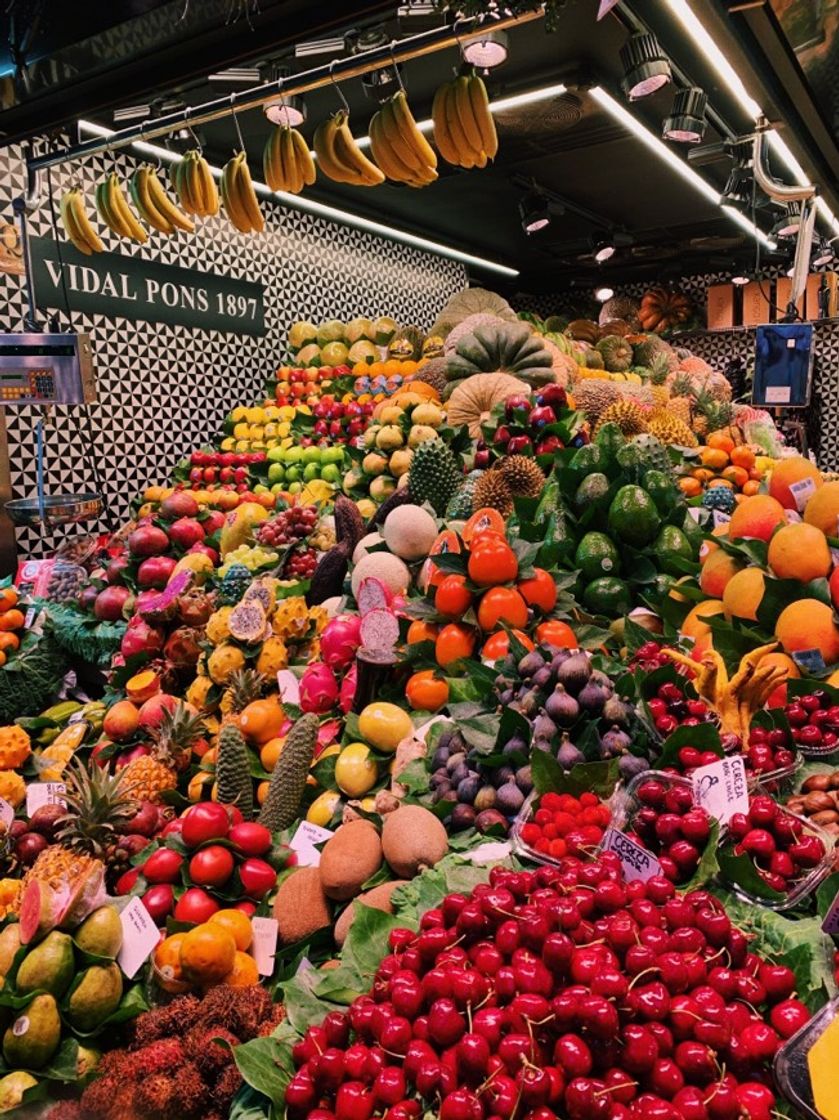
480, 629, 534, 661
234, 900, 258, 917
518, 568, 558, 612
468, 537, 518, 587
181, 802, 231, 848
173, 886, 219, 924
115, 867, 140, 896
141, 884, 175, 923
142, 848, 184, 884
229, 821, 273, 857
476, 587, 528, 631
189, 844, 235, 887
239, 857, 278, 899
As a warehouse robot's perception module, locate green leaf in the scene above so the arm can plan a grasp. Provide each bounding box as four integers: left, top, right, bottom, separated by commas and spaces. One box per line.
281, 971, 341, 1034
530, 748, 565, 794
234, 1020, 298, 1110
397, 757, 432, 797
717, 846, 787, 902
40, 1037, 80, 1081
456, 713, 501, 755
229, 1084, 272, 1120
530, 753, 619, 797
341, 903, 403, 985
681, 818, 720, 890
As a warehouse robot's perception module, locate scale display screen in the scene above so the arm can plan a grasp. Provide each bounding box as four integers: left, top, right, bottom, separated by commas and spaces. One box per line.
0, 334, 95, 405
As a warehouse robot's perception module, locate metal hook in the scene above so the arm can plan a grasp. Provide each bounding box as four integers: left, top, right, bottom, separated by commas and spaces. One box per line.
329, 61, 350, 115
388, 41, 406, 95
184, 107, 203, 154
230, 94, 246, 154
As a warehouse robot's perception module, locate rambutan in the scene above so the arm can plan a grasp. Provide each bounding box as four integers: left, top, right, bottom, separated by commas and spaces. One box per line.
168, 1062, 209, 1118
186, 1026, 239, 1080
130, 1037, 185, 1076
80, 1075, 122, 1119
200, 983, 274, 1040
133, 1074, 174, 1117
215, 1063, 243, 1106
130, 995, 201, 1047
45, 1102, 82, 1120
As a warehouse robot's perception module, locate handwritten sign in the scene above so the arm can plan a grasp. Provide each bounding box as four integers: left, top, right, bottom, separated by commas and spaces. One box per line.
602, 828, 662, 882
251, 917, 279, 976
25, 782, 66, 818
691, 756, 748, 825
118, 897, 160, 979
290, 820, 334, 867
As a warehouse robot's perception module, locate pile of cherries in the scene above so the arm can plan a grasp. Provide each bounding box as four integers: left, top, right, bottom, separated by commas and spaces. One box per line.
517, 792, 612, 862
727, 794, 827, 895
626, 778, 712, 885
284, 859, 809, 1120
631, 643, 696, 680
645, 683, 714, 740
781, 691, 839, 755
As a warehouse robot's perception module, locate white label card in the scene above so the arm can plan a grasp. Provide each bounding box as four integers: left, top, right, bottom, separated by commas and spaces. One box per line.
0, 799, 14, 829
23, 608, 36, 629
276, 670, 301, 705
688, 507, 702, 523
290, 820, 334, 867
465, 841, 512, 865
789, 476, 817, 513
118, 897, 160, 979
712, 511, 731, 528
251, 917, 279, 976
602, 828, 662, 882
765, 386, 791, 404
25, 782, 66, 817
691, 756, 748, 825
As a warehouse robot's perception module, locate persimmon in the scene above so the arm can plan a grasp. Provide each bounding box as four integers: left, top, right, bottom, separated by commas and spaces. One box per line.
730, 446, 755, 470
238, 697, 285, 744
0, 610, 24, 632
481, 630, 534, 660
707, 432, 735, 454
180, 923, 236, 985
468, 537, 518, 586
463, 507, 506, 544
517, 568, 557, 612
477, 587, 528, 631
435, 574, 473, 618
679, 477, 702, 497
405, 670, 449, 711
535, 619, 578, 648
0, 633, 19, 652
407, 620, 438, 644
0, 588, 18, 613
435, 623, 476, 667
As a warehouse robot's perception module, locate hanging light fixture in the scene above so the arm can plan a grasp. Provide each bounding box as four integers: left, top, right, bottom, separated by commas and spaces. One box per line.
263, 94, 306, 127
731, 271, 750, 286
620, 32, 671, 101
662, 88, 708, 143
812, 238, 834, 267
519, 188, 550, 234
591, 234, 616, 263
461, 28, 509, 69
595, 285, 615, 302
771, 202, 801, 239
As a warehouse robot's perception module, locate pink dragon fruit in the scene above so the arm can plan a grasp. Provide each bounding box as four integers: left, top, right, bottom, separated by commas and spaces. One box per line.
320, 615, 362, 668
299, 662, 339, 714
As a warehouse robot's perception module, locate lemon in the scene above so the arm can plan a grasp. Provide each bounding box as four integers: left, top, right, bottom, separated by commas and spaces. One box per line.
246, 407, 266, 425
264, 423, 278, 438
231, 406, 248, 422
278, 405, 296, 421
249, 425, 265, 441
307, 790, 342, 826
220, 437, 236, 451
264, 405, 281, 421
277, 422, 291, 437
235, 440, 251, 453
233, 422, 250, 440
335, 742, 378, 797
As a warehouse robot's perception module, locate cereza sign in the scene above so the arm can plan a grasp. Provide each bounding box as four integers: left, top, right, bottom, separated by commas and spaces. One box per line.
31, 238, 266, 336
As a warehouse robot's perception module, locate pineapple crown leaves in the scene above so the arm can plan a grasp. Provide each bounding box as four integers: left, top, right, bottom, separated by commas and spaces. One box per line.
55, 759, 138, 855
669, 372, 694, 398
648, 352, 671, 384
151, 700, 207, 762
224, 668, 268, 714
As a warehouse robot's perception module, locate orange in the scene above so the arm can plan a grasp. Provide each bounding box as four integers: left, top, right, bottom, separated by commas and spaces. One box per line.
407, 620, 439, 645
477, 587, 528, 631
384, 359, 402, 376
767, 522, 831, 582
0, 610, 24, 632
759, 651, 800, 708
679, 478, 702, 498
730, 446, 756, 470
728, 494, 786, 543
699, 550, 742, 598
369, 361, 385, 376
257, 780, 270, 805
690, 469, 715, 484
405, 669, 449, 712
0, 588, 18, 613
180, 923, 237, 985
481, 630, 534, 660
708, 478, 734, 491
722, 466, 749, 490
776, 599, 839, 663
535, 619, 579, 649
224, 950, 260, 987
722, 568, 766, 622
259, 736, 285, 771
707, 432, 736, 454
769, 456, 822, 511
153, 933, 190, 994
699, 539, 720, 565
0, 633, 19, 653
742, 480, 760, 497
804, 480, 839, 536
700, 447, 729, 471
238, 697, 285, 744
435, 623, 476, 667
209, 908, 253, 951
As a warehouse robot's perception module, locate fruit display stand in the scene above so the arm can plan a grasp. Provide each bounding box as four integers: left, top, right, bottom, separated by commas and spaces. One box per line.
4, 283, 839, 1120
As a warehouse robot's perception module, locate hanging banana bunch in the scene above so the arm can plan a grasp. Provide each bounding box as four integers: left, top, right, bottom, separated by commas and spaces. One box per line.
59, 189, 104, 256
432, 72, 498, 169
95, 172, 148, 243
263, 126, 316, 194
129, 165, 195, 235
220, 150, 265, 233
369, 90, 438, 187
172, 150, 219, 217
313, 110, 385, 187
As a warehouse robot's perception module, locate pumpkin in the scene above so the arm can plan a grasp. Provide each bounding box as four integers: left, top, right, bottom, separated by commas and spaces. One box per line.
397, 380, 440, 403
638, 287, 693, 333
566, 319, 600, 344
447, 322, 556, 387
541, 338, 576, 387
446, 373, 530, 438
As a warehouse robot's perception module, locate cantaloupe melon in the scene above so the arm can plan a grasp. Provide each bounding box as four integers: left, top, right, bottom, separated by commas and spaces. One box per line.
351, 552, 410, 599
382, 504, 438, 561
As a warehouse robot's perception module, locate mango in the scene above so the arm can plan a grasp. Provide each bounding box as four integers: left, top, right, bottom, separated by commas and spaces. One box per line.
0, 926, 21, 979
74, 906, 123, 959
0, 1071, 38, 1111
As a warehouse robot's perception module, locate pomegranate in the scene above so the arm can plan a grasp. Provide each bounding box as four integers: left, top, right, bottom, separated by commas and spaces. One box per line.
128, 524, 170, 557
77, 585, 99, 612
168, 517, 206, 550
136, 555, 177, 589
164, 627, 203, 669
105, 555, 131, 585
160, 492, 199, 520
188, 542, 219, 565
202, 509, 226, 534
120, 616, 165, 659
94, 585, 133, 622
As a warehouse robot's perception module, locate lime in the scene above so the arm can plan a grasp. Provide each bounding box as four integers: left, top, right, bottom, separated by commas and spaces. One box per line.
574, 531, 621, 581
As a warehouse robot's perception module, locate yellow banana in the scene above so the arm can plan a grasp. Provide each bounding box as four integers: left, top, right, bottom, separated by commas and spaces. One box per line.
467, 74, 498, 159
221, 153, 250, 232
369, 110, 410, 183
69, 191, 104, 252
432, 82, 459, 166
263, 128, 283, 191
59, 192, 92, 254
380, 99, 427, 179
281, 127, 302, 194
146, 167, 194, 232
443, 83, 475, 168
130, 166, 173, 234
188, 155, 208, 214
391, 90, 438, 173
333, 113, 385, 186
290, 128, 316, 187
95, 178, 124, 238
195, 154, 219, 216
107, 174, 148, 241
236, 156, 264, 231
171, 159, 194, 214
314, 115, 352, 184
454, 74, 484, 158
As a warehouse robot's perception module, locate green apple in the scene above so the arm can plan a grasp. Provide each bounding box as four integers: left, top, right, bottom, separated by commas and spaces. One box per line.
253, 483, 269, 494
271, 483, 285, 494
267, 446, 284, 463
303, 462, 321, 482
302, 446, 322, 465
268, 463, 285, 483
285, 466, 302, 483
322, 446, 345, 465
320, 463, 341, 483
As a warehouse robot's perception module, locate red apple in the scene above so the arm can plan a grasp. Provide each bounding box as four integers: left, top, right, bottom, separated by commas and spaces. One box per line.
507, 435, 533, 454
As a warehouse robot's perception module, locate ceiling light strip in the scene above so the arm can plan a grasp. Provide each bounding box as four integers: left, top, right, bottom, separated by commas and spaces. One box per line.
77, 120, 518, 276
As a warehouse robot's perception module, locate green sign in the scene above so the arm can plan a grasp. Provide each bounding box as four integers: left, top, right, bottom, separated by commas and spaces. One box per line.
30, 237, 266, 336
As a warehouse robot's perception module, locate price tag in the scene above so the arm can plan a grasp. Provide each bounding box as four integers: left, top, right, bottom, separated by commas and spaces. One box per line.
276, 670, 301, 705
601, 828, 662, 882
290, 820, 334, 867
789, 476, 817, 513
691, 756, 748, 825
785, 509, 803, 523
765, 386, 791, 404
23, 607, 36, 629
25, 782, 66, 817
792, 648, 827, 675
821, 888, 839, 934
118, 897, 160, 979
0, 799, 14, 829
687, 507, 702, 523
251, 917, 279, 976
465, 841, 512, 865
712, 511, 731, 528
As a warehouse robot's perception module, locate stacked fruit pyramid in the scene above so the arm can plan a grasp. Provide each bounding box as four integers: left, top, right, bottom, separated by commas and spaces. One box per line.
4, 285, 839, 1120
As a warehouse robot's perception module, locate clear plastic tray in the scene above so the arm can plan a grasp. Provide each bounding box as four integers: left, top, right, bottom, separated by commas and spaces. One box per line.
745, 753, 802, 797
774, 994, 839, 1120
511, 788, 617, 868
719, 803, 835, 913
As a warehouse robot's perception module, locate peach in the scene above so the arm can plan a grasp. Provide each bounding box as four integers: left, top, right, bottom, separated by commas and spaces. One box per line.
137, 693, 179, 730
102, 700, 140, 744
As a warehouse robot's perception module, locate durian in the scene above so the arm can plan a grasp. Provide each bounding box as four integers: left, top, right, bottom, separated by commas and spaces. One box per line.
593, 399, 649, 438
411, 358, 447, 397
408, 438, 461, 515
646, 411, 699, 448
499, 455, 545, 498
472, 470, 513, 517
571, 380, 624, 425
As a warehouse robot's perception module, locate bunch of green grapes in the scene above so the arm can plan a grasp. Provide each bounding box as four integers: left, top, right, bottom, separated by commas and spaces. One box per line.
218, 543, 279, 577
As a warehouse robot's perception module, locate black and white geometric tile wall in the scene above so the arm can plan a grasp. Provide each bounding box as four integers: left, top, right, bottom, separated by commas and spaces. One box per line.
0, 142, 467, 556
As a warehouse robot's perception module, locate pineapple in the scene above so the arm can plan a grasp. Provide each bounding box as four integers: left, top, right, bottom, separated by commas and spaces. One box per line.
219, 668, 266, 719
648, 353, 671, 407
49, 761, 140, 881
693, 390, 733, 440
121, 702, 206, 802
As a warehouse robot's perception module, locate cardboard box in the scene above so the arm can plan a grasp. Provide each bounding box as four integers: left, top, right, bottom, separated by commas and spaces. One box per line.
707, 284, 734, 329
741, 280, 772, 326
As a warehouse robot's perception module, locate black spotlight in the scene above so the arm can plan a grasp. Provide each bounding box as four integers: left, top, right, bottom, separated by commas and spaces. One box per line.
591, 234, 616, 263
519, 189, 550, 234
362, 65, 403, 103
620, 32, 671, 101
663, 88, 708, 143
813, 238, 834, 268
771, 203, 801, 239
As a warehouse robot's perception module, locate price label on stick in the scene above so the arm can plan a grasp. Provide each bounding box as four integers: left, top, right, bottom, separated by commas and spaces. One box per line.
290, 820, 334, 867
691, 756, 748, 825
822, 889, 839, 935
0, 799, 14, 829
789, 476, 817, 513
25, 782, 66, 818
118, 897, 160, 979
601, 828, 662, 882
251, 917, 279, 976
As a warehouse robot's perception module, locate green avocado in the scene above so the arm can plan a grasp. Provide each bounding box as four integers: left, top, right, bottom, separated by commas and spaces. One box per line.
574, 531, 621, 582
608, 484, 661, 546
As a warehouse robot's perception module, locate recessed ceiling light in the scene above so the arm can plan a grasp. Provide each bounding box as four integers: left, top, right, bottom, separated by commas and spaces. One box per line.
663, 88, 708, 144
461, 29, 508, 70
731, 272, 750, 286
263, 95, 305, 127
595, 286, 614, 302
620, 32, 671, 101
592, 235, 616, 263
519, 189, 550, 234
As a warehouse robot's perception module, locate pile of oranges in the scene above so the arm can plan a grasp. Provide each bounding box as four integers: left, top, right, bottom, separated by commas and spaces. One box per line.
0, 587, 27, 668
350, 358, 420, 379
153, 908, 259, 994
677, 433, 768, 500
